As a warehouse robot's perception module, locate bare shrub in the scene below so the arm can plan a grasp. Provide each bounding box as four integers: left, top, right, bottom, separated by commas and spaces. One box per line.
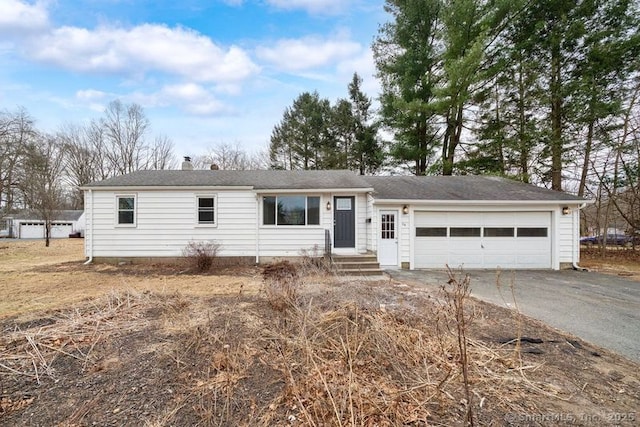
262, 261, 300, 312
441, 266, 475, 426
298, 245, 333, 275
182, 240, 221, 273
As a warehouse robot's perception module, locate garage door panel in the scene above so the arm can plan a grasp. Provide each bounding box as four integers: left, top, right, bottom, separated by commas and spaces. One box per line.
449, 252, 483, 269
483, 254, 518, 269
482, 212, 516, 226
415, 212, 447, 227
51, 224, 72, 238
515, 212, 549, 226
20, 223, 44, 239
413, 211, 551, 269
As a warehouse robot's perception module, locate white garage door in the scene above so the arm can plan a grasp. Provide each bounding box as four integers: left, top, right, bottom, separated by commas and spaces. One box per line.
20, 222, 73, 239
51, 223, 73, 238
414, 211, 551, 269
20, 222, 44, 239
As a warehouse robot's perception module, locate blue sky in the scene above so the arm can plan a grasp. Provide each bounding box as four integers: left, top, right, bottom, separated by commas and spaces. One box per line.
0, 0, 387, 157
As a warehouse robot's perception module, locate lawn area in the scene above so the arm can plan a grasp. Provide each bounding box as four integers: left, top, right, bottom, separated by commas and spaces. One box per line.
0, 239, 638, 426
0, 239, 262, 319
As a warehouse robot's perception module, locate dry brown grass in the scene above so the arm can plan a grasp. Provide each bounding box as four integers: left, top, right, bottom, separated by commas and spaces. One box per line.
1, 241, 639, 426
0, 239, 262, 319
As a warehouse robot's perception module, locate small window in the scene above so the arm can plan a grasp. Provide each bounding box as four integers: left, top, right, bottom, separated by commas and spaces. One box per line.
450, 227, 481, 237
416, 227, 447, 237
263, 195, 321, 226
381, 214, 395, 239
117, 196, 135, 225
336, 198, 352, 210
517, 227, 548, 237
484, 227, 514, 237
197, 196, 215, 224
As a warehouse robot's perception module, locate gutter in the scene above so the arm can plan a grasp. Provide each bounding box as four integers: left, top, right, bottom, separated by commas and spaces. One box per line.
572, 202, 590, 271
83, 189, 93, 265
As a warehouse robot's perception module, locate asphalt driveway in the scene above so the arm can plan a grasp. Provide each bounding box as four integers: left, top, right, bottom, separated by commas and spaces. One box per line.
387, 268, 640, 363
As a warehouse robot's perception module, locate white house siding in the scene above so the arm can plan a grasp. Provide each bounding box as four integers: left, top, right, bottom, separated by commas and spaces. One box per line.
366, 194, 375, 252
88, 190, 256, 258
558, 206, 581, 265
356, 193, 368, 253
257, 227, 328, 258
84, 191, 93, 258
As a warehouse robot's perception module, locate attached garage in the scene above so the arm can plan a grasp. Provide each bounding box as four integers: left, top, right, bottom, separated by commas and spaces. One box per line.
364, 175, 589, 270
414, 211, 551, 269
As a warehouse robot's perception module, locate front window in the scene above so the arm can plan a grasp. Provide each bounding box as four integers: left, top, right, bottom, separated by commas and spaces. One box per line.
197, 196, 216, 225
117, 196, 135, 225
263, 196, 321, 226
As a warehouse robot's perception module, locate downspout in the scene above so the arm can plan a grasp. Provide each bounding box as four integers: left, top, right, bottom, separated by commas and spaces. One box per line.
572, 202, 589, 271
83, 189, 93, 265
255, 194, 260, 264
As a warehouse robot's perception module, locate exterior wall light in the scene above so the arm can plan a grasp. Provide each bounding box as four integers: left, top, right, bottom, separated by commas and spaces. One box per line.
402, 205, 409, 215
326, 201, 332, 211
562, 206, 571, 215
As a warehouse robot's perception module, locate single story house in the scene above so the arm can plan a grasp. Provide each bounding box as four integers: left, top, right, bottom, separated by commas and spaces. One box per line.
1, 210, 85, 239
81, 167, 587, 270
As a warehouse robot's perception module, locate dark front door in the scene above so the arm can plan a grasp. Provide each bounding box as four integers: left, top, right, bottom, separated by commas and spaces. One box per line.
334, 196, 355, 248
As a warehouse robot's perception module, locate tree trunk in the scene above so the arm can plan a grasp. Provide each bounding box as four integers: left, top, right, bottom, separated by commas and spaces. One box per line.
45, 221, 51, 247
578, 119, 594, 197
550, 38, 563, 191
444, 104, 464, 176
517, 60, 530, 183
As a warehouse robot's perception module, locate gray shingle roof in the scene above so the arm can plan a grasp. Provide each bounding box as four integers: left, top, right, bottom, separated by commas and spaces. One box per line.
364, 175, 585, 201
84, 170, 584, 202
3, 210, 84, 221
83, 170, 373, 190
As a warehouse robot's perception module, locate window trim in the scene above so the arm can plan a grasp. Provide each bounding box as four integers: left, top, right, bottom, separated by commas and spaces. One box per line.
516, 227, 548, 237
416, 227, 448, 237
195, 194, 218, 227
115, 194, 137, 227
261, 195, 322, 227
483, 227, 515, 237
450, 227, 481, 237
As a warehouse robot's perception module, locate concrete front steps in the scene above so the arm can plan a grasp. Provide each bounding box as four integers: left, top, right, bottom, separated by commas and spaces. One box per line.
332, 254, 384, 277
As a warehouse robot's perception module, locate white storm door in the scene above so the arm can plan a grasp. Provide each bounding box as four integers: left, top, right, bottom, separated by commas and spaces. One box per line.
378, 210, 398, 266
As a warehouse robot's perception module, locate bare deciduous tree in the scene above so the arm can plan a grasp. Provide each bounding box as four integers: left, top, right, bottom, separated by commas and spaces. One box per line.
19, 135, 66, 247
58, 123, 101, 209
0, 108, 36, 213
101, 100, 151, 175
148, 135, 177, 170
194, 142, 267, 170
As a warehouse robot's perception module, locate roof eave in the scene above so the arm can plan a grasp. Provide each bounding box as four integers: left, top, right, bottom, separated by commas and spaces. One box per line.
81, 185, 255, 191
81, 185, 375, 193
372, 198, 589, 205
253, 187, 374, 194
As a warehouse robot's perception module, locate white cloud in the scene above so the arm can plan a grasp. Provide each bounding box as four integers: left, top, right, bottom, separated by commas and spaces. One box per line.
161, 83, 227, 116
76, 89, 108, 101
256, 34, 361, 73
0, 0, 49, 35
23, 23, 259, 84
267, 0, 347, 14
